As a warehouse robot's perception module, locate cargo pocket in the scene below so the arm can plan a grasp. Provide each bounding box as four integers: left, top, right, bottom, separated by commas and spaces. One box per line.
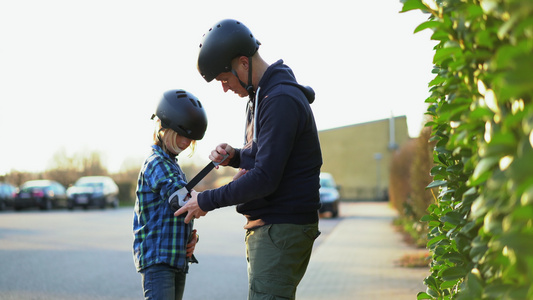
303, 223, 321, 241
250, 277, 295, 300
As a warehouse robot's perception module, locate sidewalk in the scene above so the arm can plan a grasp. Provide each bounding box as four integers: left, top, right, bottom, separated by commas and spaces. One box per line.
296, 202, 429, 300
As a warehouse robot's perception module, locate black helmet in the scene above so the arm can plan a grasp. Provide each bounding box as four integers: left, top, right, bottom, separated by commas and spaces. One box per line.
197, 19, 261, 82
154, 89, 208, 140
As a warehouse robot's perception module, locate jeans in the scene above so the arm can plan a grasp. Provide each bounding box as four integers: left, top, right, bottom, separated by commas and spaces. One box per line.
246, 222, 320, 300
140, 264, 187, 300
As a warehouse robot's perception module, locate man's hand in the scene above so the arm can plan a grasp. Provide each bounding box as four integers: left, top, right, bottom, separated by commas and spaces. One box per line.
186, 229, 198, 258
210, 143, 235, 168
174, 190, 207, 224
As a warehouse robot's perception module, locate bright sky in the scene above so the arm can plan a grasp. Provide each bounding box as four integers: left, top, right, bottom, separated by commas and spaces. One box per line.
0, 0, 435, 175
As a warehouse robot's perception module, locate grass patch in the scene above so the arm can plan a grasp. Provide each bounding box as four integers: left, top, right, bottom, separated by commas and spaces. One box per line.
396, 251, 431, 268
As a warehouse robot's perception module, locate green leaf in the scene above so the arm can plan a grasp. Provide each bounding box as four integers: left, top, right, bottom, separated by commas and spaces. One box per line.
417, 292, 432, 300
465, 271, 483, 298
428, 235, 447, 248
424, 275, 439, 290
421, 214, 439, 222
434, 47, 463, 65
469, 244, 488, 263
430, 165, 447, 177
441, 252, 465, 264
508, 139, 533, 182
440, 211, 464, 226
496, 232, 533, 256
415, 21, 442, 33
441, 266, 468, 281
441, 280, 459, 289
484, 284, 514, 299
427, 180, 447, 188
471, 157, 499, 183
429, 75, 447, 86
400, 0, 427, 12
431, 30, 451, 41
482, 132, 517, 157
427, 287, 440, 298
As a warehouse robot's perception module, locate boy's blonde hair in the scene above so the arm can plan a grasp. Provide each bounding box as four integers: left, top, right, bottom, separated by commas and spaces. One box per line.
154, 119, 196, 156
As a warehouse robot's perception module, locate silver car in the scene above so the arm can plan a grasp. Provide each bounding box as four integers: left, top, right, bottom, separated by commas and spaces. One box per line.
67, 176, 119, 210
319, 172, 340, 218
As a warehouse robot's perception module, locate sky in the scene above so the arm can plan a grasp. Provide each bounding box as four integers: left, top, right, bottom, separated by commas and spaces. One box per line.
0, 0, 436, 175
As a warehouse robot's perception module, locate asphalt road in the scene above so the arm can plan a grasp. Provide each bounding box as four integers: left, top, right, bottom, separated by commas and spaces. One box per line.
0, 205, 340, 300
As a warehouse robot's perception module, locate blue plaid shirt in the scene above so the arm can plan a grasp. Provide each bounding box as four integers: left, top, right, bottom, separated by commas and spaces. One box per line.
133, 145, 195, 272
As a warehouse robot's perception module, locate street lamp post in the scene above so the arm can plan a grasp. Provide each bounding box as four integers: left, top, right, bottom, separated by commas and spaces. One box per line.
374, 153, 382, 201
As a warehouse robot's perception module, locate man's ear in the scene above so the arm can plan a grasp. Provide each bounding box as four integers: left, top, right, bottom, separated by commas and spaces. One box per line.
231, 56, 248, 71
238, 56, 249, 70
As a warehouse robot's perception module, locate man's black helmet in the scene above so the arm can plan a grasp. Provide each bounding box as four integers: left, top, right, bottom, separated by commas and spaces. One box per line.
197, 19, 261, 82
154, 89, 208, 140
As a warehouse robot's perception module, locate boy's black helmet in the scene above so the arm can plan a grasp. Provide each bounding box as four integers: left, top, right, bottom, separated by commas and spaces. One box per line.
197, 19, 261, 82
154, 89, 208, 140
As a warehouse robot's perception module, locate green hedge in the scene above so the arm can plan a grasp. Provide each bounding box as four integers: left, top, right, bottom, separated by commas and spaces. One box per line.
401, 0, 533, 299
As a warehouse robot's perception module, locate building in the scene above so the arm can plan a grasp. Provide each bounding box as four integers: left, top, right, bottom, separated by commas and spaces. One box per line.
318, 116, 411, 201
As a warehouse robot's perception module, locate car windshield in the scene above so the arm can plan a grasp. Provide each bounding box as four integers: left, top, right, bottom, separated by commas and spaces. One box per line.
77, 182, 104, 188
20, 182, 50, 191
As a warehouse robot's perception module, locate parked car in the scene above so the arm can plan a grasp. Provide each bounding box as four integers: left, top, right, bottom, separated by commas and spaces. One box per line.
67, 176, 119, 210
14, 180, 67, 210
0, 182, 17, 210
319, 172, 340, 218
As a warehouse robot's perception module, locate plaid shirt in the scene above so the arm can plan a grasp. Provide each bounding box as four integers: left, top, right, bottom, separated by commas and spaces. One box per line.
133, 145, 194, 272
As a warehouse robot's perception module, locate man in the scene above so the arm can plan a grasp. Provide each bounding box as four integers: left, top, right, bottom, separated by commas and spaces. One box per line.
175, 19, 322, 300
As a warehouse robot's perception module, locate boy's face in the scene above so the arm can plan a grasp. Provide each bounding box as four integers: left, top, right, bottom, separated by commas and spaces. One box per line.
166, 134, 192, 155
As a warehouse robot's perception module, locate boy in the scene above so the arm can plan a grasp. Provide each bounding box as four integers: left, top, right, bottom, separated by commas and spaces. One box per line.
133, 89, 207, 300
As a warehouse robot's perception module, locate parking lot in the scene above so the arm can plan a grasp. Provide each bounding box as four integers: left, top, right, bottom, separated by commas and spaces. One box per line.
0, 202, 426, 300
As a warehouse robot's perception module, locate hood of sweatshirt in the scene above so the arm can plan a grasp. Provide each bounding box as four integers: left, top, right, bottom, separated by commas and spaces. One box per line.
258, 59, 315, 104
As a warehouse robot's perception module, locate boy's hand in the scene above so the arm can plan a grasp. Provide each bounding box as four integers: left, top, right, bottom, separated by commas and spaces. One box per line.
233, 168, 248, 181
174, 190, 207, 224
186, 229, 198, 258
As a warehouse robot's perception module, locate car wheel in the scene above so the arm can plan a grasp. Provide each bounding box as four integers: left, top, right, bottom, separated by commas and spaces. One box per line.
332, 208, 339, 218
111, 197, 119, 209
0, 200, 5, 211
99, 198, 106, 209
41, 199, 52, 211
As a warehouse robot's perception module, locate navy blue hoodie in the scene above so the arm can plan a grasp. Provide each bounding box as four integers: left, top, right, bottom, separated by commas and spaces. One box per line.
198, 60, 322, 225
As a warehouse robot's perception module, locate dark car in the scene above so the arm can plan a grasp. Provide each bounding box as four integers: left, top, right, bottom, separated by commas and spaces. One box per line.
319, 172, 341, 218
14, 180, 67, 211
0, 182, 17, 210
67, 176, 119, 210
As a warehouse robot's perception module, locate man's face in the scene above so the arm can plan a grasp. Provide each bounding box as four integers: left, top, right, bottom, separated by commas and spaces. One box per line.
215, 59, 249, 98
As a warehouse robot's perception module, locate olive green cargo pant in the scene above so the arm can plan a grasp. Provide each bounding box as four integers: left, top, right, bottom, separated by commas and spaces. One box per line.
245, 222, 320, 300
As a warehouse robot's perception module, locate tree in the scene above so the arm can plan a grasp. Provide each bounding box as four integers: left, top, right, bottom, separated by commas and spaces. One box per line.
44, 148, 108, 187
402, 0, 533, 298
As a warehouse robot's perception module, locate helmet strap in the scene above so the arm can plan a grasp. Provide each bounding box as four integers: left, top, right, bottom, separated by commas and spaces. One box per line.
231, 56, 255, 101
246, 56, 255, 101
232, 69, 247, 90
